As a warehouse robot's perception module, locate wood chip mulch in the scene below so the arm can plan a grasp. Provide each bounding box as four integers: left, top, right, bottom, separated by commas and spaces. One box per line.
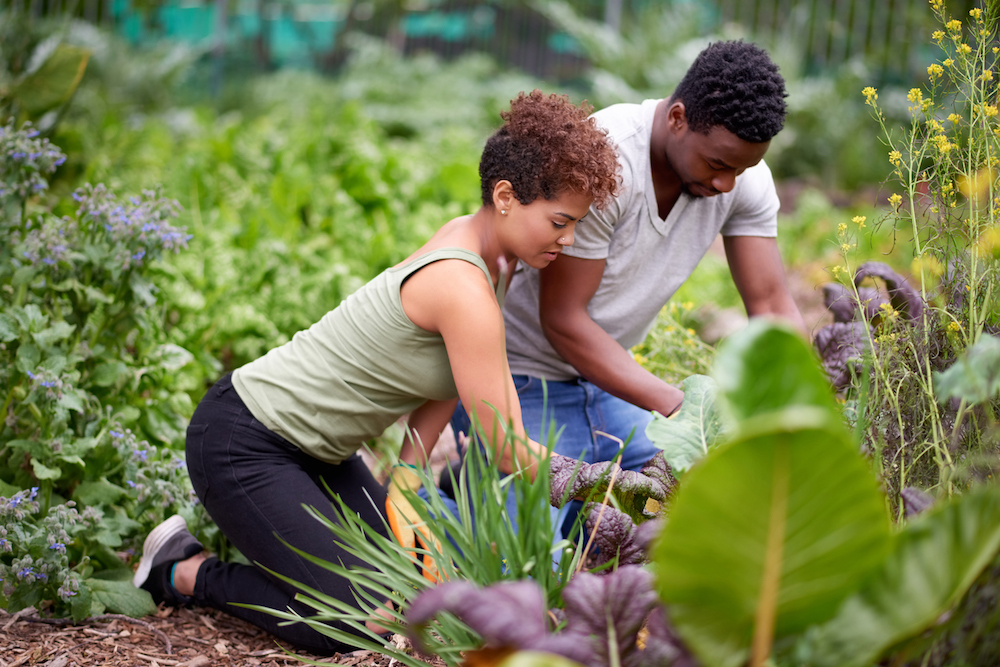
0, 605, 431, 667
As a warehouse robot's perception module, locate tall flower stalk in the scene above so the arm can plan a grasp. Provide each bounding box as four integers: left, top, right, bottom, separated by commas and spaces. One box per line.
834, 0, 1000, 511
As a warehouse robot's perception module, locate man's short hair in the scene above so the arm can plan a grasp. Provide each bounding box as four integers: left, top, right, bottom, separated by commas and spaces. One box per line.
670, 40, 787, 143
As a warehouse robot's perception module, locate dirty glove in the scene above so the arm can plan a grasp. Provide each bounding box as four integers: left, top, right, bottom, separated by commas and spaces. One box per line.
385, 464, 443, 583
548, 453, 669, 522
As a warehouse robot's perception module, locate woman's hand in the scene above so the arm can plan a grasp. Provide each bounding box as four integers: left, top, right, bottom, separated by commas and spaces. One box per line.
384, 464, 443, 583
548, 452, 672, 521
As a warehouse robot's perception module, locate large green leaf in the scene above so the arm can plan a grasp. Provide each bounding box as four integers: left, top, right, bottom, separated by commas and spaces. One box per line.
86, 578, 157, 618
12, 44, 90, 116
653, 407, 891, 667
713, 320, 839, 423
934, 334, 1000, 405
645, 374, 723, 475
802, 486, 1000, 667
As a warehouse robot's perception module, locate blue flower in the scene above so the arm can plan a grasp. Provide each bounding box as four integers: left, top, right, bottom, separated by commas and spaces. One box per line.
126, 480, 137, 488
49, 542, 65, 550
29, 487, 38, 500
110, 431, 124, 439
17, 566, 34, 579
134, 449, 148, 461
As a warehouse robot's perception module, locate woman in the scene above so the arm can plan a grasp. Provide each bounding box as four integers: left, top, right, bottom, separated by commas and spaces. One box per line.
131, 90, 621, 654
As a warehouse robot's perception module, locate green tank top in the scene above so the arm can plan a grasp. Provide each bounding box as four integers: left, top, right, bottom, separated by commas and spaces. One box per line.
232, 247, 503, 464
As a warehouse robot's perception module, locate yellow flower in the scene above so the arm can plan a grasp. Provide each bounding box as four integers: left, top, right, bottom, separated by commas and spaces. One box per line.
975, 226, 1000, 260
852, 215, 867, 228
838, 222, 848, 234
862, 86, 878, 104
947, 19, 962, 32
907, 88, 923, 103
948, 320, 962, 332
948, 113, 962, 124
633, 352, 646, 364
831, 265, 844, 277
930, 0, 943, 10
889, 150, 902, 166
985, 70, 994, 81
970, 7, 982, 19
932, 134, 953, 153
927, 118, 944, 132
841, 243, 853, 252
911, 255, 944, 278
994, 47, 1000, 55
686, 328, 696, 336
879, 302, 899, 318
927, 63, 944, 78
932, 30, 945, 42
985, 104, 998, 117
958, 43, 972, 54
665, 325, 675, 333
944, 58, 955, 67
889, 193, 903, 208
682, 301, 693, 311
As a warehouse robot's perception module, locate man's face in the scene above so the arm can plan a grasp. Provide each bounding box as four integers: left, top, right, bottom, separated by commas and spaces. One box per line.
666, 119, 770, 198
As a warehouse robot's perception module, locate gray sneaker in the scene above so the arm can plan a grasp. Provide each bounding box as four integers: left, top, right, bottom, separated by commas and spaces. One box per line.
133, 515, 203, 606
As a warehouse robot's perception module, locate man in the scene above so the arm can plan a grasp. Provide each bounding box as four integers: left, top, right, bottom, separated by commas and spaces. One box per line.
453, 40, 804, 534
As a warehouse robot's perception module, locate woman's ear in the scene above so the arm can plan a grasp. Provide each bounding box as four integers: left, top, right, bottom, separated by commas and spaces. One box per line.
492, 180, 516, 214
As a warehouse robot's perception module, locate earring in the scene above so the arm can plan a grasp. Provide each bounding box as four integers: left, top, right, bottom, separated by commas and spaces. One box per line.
501, 209, 507, 215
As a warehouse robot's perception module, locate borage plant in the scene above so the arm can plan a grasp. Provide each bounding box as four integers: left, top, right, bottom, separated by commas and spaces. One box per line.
1, 120, 201, 618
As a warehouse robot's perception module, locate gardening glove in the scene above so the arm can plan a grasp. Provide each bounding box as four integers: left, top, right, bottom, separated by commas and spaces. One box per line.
638, 451, 676, 517
385, 464, 443, 583
548, 453, 669, 523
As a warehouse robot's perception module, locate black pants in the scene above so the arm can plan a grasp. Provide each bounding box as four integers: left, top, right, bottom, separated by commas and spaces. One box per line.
185, 373, 389, 655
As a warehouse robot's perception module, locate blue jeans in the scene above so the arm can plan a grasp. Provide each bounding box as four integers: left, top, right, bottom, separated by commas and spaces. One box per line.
448, 375, 659, 538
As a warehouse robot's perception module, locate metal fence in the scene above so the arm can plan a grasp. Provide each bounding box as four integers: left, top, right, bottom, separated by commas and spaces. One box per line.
3, 0, 982, 80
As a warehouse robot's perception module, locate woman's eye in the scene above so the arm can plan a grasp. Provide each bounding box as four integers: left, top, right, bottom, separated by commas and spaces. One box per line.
552, 221, 567, 229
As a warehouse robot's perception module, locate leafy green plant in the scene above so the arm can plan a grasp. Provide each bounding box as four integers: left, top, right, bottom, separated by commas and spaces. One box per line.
650, 320, 1000, 667
0, 121, 199, 617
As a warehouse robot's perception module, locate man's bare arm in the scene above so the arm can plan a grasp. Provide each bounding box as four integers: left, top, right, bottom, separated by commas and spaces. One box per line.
538, 254, 684, 416
723, 235, 806, 333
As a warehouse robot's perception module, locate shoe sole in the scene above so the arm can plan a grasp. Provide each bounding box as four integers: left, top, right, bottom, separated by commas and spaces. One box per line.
132, 515, 188, 588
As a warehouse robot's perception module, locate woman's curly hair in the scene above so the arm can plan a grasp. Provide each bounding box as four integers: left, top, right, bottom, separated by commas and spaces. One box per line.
479, 90, 619, 209
671, 40, 787, 144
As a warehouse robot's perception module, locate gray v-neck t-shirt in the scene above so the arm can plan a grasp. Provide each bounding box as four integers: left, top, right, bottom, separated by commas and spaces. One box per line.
503, 98, 780, 381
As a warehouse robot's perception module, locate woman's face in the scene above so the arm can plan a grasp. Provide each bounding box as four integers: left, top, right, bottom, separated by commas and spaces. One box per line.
503, 189, 593, 269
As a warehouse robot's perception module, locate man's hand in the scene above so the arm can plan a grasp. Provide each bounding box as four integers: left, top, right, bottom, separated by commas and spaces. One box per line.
548, 453, 670, 522
385, 465, 443, 582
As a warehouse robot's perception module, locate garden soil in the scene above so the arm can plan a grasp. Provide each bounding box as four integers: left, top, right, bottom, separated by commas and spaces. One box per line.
0, 246, 831, 667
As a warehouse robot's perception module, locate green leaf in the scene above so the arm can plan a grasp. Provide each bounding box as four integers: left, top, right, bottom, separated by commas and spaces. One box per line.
653, 407, 891, 667
73, 478, 127, 506
10, 304, 46, 331
12, 265, 38, 287
0, 313, 18, 342
31, 458, 62, 480
713, 320, 839, 423
803, 486, 1000, 667
645, 374, 723, 474
32, 321, 76, 349
70, 584, 96, 622
15, 342, 40, 374
129, 273, 158, 307
57, 389, 86, 413
12, 43, 90, 116
91, 361, 130, 387
934, 334, 1000, 405
152, 343, 194, 371
85, 578, 157, 618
